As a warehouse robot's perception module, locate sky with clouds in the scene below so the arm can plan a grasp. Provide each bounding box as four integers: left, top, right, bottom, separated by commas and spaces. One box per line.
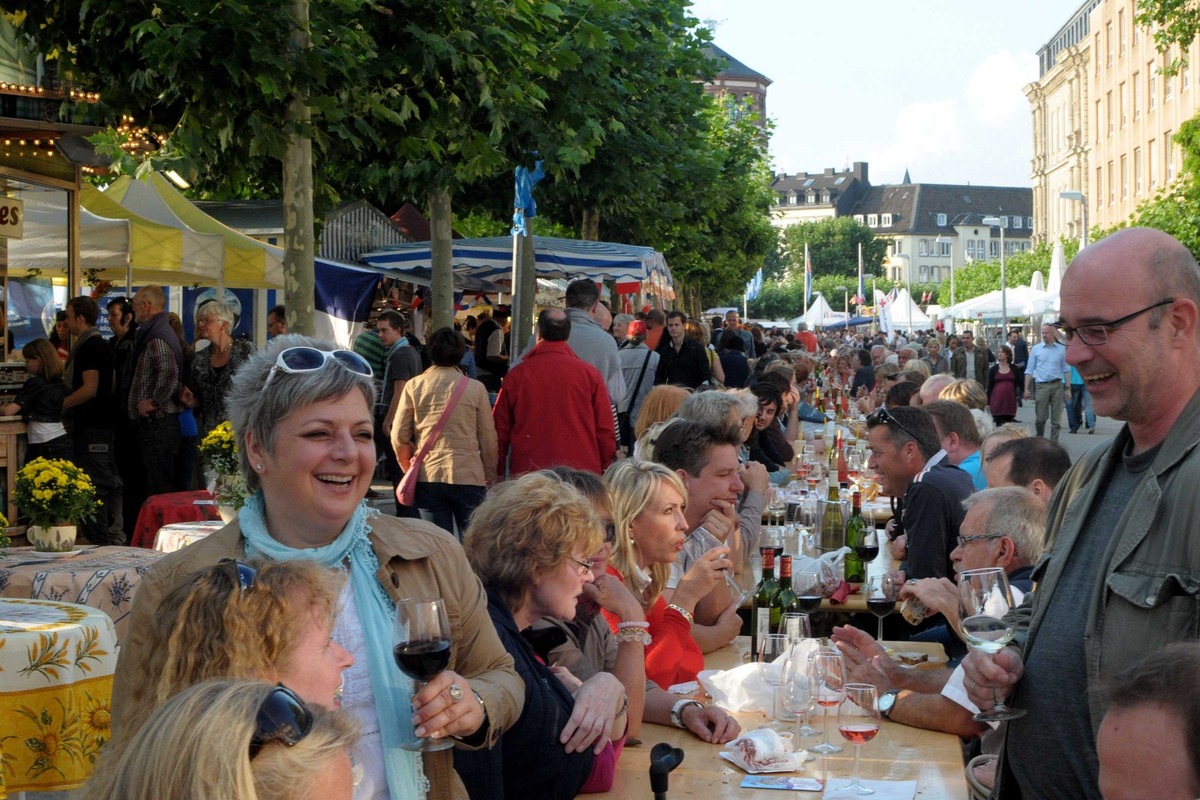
689, 0, 1088, 188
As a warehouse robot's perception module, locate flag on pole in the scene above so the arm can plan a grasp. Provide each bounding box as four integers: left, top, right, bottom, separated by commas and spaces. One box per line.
804, 243, 813, 309
745, 268, 763, 302
856, 243, 866, 305
511, 160, 546, 236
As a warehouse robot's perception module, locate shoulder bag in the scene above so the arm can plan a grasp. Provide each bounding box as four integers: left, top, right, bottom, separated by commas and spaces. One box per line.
395, 375, 469, 507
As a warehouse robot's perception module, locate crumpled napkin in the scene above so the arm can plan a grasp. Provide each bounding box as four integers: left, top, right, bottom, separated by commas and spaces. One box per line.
824, 779, 917, 799
828, 579, 858, 605
699, 639, 821, 712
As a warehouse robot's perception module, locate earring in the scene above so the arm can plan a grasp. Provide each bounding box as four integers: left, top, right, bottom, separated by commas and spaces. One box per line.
255, 463, 264, 470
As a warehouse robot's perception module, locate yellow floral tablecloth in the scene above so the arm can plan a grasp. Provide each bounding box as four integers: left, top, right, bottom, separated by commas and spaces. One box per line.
0, 598, 117, 798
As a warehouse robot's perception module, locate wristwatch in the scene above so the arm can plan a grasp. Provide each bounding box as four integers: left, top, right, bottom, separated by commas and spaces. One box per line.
878, 689, 900, 720
670, 698, 704, 729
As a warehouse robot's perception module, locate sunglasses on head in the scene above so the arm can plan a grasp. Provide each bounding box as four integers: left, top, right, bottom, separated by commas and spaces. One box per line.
220, 558, 258, 595
868, 407, 923, 445
250, 684, 315, 759
263, 346, 373, 389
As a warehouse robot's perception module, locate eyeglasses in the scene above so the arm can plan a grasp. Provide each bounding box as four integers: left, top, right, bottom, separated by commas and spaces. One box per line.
250, 684, 315, 758
569, 557, 594, 577
1052, 299, 1174, 346
221, 558, 258, 595
956, 534, 1003, 548
263, 346, 373, 389
867, 408, 922, 445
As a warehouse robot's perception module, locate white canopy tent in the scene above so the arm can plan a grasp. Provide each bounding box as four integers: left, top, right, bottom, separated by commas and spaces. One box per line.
943, 285, 1051, 320
879, 288, 931, 332
800, 294, 835, 328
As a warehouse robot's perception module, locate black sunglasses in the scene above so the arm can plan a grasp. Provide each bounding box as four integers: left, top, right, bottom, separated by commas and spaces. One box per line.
250, 684, 315, 758
221, 558, 258, 595
867, 407, 923, 446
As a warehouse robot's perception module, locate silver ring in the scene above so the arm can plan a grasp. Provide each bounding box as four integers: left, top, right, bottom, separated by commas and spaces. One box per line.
448, 683, 465, 703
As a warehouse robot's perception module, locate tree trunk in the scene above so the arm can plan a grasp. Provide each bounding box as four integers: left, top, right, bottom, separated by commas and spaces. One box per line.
428, 186, 454, 331
581, 207, 601, 241
282, 0, 314, 336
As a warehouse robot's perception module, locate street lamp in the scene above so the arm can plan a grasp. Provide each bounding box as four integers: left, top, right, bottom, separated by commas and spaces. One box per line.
835, 285, 849, 330
982, 216, 1007, 336
936, 235, 955, 334
1059, 190, 1088, 248
865, 273, 876, 333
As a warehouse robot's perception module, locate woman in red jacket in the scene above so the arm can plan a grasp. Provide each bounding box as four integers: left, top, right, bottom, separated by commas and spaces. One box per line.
602, 459, 732, 689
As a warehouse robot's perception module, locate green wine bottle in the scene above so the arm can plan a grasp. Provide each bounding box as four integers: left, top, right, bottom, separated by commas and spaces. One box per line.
844, 491, 867, 583
776, 555, 801, 636
819, 483, 844, 553
751, 546, 779, 658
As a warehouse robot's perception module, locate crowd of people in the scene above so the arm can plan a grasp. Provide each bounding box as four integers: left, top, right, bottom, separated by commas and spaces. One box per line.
18, 226, 1196, 800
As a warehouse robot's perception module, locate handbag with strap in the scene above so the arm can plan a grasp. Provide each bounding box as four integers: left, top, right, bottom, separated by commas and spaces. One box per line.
395, 375, 470, 507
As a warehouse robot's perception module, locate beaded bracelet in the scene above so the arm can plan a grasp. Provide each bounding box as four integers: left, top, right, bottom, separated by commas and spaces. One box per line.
616, 620, 650, 630
615, 627, 652, 645
666, 603, 694, 625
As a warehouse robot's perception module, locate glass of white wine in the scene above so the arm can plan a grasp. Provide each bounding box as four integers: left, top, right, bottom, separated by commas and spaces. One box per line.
958, 567, 1026, 722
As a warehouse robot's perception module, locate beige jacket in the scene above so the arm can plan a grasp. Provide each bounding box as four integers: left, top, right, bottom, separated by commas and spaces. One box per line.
110, 515, 523, 800
393, 367, 497, 486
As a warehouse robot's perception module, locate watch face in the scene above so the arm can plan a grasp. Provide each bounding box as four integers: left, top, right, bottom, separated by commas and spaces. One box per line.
880, 691, 897, 713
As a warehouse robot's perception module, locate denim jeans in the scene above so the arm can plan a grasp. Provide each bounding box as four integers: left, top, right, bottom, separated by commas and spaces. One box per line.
73, 426, 125, 546
415, 482, 487, 538
1067, 382, 1096, 432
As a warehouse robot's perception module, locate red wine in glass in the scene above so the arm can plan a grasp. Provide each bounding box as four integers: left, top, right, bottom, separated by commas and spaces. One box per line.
867, 598, 895, 618
394, 639, 452, 681
797, 595, 822, 613
392, 597, 455, 752
838, 724, 880, 745
854, 544, 879, 562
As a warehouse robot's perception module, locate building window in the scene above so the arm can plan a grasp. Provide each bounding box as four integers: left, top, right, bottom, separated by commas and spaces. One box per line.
966, 240, 976, 260
882, 213, 893, 226
1027, 217, 1033, 229
807, 192, 816, 204
1165, 60, 1174, 101
894, 239, 903, 254
867, 214, 878, 227
1095, 34, 1101, 75
1106, 21, 1113, 65
989, 240, 1000, 259
821, 191, 831, 203
1186, 63, 1192, 91
834, 177, 846, 185
920, 266, 929, 281
919, 239, 930, 256
1094, 100, 1102, 144
787, 192, 797, 206
1000, 216, 1009, 228
854, 214, 865, 224
1120, 82, 1127, 127
1118, 9, 1126, 56
1014, 217, 1023, 229
803, 178, 815, 187
939, 240, 952, 257
1107, 90, 1113, 134
1149, 139, 1158, 187
936, 213, 947, 226
1121, 154, 1129, 198
1149, 65, 1157, 110
1135, 147, 1143, 194
1168, 138, 1176, 182
1097, 166, 1104, 205
1133, 72, 1140, 119
1108, 161, 1115, 203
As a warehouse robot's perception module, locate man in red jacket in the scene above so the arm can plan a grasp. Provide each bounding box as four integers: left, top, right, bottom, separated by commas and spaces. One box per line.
493, 308, 616, 478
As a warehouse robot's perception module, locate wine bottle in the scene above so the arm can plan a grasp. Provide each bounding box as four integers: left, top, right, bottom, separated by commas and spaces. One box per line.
776, 555, 801, 631
819, 484, 844, 553
844, 491, 866, 583
836, 431, 849, 485
751, 546, 780, 658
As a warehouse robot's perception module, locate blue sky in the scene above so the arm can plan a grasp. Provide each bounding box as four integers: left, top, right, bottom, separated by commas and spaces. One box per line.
690, 0, 1089, 188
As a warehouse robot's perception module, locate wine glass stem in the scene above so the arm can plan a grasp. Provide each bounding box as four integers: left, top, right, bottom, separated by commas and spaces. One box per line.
853, 743, 862, 784
877, 615, 883, 642
821, 705, 830, 746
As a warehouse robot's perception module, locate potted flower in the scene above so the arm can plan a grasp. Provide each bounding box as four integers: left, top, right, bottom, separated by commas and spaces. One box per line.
15, 457, 98, 552
199, 421, 246, 522
0, 510, 10, 558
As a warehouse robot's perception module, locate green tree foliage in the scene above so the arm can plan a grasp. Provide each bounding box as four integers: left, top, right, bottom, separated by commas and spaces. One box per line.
779, 217, 889, 280
1135, 0, 1198, 75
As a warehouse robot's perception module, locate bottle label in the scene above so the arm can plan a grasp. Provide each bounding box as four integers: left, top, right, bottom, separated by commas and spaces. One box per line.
755, 608, 772, 640
785, 616, 802, 640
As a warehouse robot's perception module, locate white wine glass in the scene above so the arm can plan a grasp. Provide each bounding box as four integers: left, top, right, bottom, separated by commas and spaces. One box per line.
757, 633, 790, 688
958, 567, 1025, 722
808, 649, 845, 754
778, 611, 811, 643
684, 526, 753, 605
837, 683, 881, 795
392, 597, 455, 751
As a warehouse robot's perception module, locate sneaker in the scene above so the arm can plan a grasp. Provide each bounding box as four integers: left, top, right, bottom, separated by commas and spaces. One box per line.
1087, 428, 1095, 434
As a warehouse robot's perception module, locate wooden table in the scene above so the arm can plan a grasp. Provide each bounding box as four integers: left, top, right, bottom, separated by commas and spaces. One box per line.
821, 549, 902, 613
595, 642, 968, 799
0, 545, 164, 643
0, 598, 118, 798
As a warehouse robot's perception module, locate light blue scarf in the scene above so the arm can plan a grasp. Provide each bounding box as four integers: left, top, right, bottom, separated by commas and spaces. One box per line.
240, 491, 426, 800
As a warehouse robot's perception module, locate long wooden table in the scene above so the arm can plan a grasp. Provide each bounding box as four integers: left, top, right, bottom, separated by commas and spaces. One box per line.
820, 548, 902, 613
595, 642, 969, 799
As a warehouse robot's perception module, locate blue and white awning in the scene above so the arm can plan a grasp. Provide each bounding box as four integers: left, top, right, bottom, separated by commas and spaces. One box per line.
361, 235, 673, 297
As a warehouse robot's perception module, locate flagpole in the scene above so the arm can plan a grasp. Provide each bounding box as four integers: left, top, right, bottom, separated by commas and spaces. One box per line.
803, 243, 811, 316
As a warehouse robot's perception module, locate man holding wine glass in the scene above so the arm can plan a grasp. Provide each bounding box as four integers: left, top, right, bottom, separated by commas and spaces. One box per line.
965, 228, 1200, 800
830, 488, 1044, 739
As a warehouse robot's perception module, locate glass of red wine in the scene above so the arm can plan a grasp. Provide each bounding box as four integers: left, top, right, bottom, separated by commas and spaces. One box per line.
866, 574, 897, 642
837, 683, 881, 795
794, 570, 823, 614
393, 596, 454, 751
808, 649, 845, 754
